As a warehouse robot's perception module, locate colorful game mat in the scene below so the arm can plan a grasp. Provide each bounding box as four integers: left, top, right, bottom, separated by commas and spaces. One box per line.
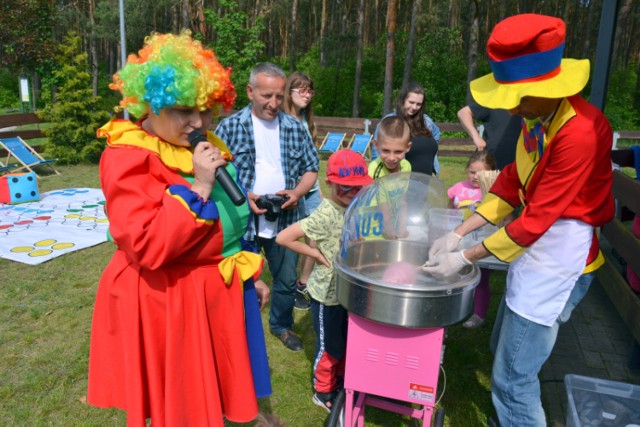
0, 188, 109, 265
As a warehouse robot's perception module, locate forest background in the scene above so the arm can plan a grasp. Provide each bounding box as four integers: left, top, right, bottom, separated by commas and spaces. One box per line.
0, 0, 639, 163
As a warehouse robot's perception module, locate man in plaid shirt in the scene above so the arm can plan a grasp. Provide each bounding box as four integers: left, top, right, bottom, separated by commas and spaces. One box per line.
216, 62, 319, 352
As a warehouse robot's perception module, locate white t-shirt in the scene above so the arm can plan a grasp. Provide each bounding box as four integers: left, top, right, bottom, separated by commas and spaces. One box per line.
251, 114, 285, 238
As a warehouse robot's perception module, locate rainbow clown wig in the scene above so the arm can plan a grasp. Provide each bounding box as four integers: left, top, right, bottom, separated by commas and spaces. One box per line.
110, 31, 236, 118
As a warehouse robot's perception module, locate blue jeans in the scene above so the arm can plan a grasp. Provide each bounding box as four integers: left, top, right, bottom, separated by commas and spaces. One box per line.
259, 236, 299, 335
298, 188, 322, 218
490, 272, 595, 426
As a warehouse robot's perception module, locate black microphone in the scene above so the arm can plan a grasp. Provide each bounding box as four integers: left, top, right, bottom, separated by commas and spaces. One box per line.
188, 130, 246, 206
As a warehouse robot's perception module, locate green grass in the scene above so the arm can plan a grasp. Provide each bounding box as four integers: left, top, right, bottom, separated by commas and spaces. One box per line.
0, 158, 504, 426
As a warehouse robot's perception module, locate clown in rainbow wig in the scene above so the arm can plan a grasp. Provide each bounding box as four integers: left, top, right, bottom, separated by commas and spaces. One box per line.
111, 31, 236, 118
87, 31, 272, 426
423, 14, 614, 427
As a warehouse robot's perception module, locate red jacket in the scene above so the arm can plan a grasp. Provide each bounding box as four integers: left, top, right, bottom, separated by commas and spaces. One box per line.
476, 95, 614, 272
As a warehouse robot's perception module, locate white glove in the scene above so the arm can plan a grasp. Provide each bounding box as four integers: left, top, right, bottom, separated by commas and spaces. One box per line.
428, 231, 463, 260
422, 250, 472, 278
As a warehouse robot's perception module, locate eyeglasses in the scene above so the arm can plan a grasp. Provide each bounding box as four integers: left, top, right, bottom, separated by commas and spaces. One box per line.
291, 88, 315, 96
337, 185, 362, 195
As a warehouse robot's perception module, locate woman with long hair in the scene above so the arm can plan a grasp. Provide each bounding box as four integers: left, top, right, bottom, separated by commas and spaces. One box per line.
284, 71, 317, 141
283, 71, 322, 311
374, 82, 441, 175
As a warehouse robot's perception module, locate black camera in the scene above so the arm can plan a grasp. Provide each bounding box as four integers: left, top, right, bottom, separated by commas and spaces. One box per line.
255, 194, 289, 222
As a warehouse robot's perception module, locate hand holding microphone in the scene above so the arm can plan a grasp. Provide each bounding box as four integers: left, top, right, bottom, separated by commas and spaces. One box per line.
188, 130, 246, 206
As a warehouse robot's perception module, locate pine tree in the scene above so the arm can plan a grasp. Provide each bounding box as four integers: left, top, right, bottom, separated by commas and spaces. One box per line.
39, 32, 110, 164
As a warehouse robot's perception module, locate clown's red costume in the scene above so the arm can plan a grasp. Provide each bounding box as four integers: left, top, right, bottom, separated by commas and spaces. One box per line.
423, 14, 615, 427
476, 94, 614, 325
88, 120, 269, 426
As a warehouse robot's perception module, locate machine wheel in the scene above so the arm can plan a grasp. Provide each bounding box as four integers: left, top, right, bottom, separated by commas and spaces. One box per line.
325, 389, 346, 427
433, 407, 445, 427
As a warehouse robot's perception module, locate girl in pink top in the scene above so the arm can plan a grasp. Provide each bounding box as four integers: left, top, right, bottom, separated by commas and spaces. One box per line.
447, 151, 496, 328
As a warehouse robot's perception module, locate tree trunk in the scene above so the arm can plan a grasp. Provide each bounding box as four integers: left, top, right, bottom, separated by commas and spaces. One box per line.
172, 2, 180, 34
195, 0, 206, 37
449, 0, 460, 28
465, 0, 479, 102
402, 0, 421, 88
498, 0, 508, 20
352, 0, 365, 117
320, 0, 327, 66
289, 0, 298, 73
581, 0, 595, 59
89, 0, 98, 96
182, 0, 190, 31
31, 71, 39, 111
383, 0, 398, 114
614, 0, 633, 68
635, 62, 640, 111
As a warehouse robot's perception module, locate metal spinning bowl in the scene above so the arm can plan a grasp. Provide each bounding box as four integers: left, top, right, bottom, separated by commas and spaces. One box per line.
335, 172, 480, 328
335, 239, 479, 328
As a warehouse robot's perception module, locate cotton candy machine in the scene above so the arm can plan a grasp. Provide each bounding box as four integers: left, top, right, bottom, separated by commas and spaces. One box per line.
329, 173, 480, 427
335, 172, 480, 328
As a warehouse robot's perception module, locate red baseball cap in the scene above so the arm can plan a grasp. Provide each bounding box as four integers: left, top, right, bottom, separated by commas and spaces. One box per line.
326, 149, 374, 186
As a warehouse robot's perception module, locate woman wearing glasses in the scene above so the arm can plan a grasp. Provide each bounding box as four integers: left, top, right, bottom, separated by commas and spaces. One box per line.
283, 71, 323, 311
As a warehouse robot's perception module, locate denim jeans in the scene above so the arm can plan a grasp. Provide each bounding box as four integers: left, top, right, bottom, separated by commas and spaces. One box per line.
490, 272, 595, 426
259, 236, 299, 335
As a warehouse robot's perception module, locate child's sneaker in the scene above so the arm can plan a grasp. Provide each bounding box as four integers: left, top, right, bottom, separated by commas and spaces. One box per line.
294, 281, 311, 310
462, 314, 486, 329
312, 391, 337, 413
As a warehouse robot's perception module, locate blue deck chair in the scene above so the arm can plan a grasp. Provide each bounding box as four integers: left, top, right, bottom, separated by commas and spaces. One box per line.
0, 163, 15, 174
347, 133, 373, 159
0, 158, 18, 174
318, 132, 346, 154
0, 137, 60, 176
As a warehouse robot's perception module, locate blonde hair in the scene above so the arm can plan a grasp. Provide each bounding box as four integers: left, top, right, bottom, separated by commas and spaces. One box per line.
377, 116, 410, 145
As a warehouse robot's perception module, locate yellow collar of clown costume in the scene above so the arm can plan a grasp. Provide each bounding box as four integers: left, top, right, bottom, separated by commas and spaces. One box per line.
516, 97, 577, 187
97, 119, 233, 174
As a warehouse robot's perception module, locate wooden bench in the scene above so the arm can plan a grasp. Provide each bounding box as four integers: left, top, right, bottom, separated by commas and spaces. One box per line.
0, 113, 46, 158
597, 148, 640, 355
614, 130, 640, 148
315, 118, 475, 157
0, 113, 45, 140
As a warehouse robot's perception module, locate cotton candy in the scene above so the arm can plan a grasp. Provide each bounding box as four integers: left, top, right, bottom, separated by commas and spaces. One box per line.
382, 261, 418, 285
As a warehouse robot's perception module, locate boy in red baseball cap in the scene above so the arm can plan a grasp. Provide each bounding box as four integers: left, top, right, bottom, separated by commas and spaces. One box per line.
423, 14, 614, 426
276, 149, 373, 412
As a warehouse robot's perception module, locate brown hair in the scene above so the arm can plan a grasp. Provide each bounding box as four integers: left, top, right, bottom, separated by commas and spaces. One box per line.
377, 116, 410, 144
284, 71, 316, 141
466, 150, 497, 170
395, 82, 432, 138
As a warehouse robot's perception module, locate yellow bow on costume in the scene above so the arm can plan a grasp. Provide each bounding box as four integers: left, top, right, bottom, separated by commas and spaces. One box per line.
218, 251, 263, 286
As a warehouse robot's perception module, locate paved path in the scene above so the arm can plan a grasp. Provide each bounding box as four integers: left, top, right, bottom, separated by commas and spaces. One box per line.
541, 278, 640, 426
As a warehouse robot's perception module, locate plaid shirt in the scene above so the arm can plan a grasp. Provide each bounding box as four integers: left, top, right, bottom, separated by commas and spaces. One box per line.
216, 104, 319, 240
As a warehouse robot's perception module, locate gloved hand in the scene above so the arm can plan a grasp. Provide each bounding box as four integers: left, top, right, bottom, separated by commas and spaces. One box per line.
428, 231, 463, 260
422, 250, 472, 278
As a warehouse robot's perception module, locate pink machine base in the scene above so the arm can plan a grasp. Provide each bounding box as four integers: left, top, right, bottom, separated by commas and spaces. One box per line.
344, 314, 444, 426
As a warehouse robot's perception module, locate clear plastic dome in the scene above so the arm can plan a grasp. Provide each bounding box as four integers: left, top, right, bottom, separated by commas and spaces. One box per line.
335, 172, 480, 327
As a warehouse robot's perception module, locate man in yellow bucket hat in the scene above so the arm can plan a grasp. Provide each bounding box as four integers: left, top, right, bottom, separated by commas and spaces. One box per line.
423, 14, 615, 426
